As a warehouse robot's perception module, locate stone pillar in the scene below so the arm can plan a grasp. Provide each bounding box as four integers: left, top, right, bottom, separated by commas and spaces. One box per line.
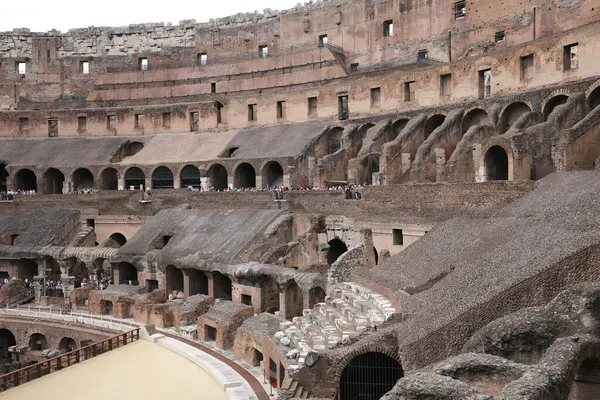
435, 148, 446, 183
33, 276, 44, 302
118, 177, 125, 190
401, 153, 412, 175
63, 179, 73, 194
36, 178, 43, 193
279, 291, 287, 319
173, 176, 181, 189
144, 176, 152, 191
307, 157, 315, 188
360, 228, 376, 269
5, 175, 14, 191
228, 176, 234, 190
62, 276, 76, 304
287, 166, 296, 188
473, 144, 484, 182
204, 271, 214, 298
182, 270, 191, 300
255, 175, 263, 189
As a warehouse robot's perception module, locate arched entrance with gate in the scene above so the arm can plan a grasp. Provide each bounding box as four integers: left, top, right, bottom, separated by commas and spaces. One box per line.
339, 352, 404, 400
261, 161, 284, 188
484, 146, 509, 181
151, 166, 174, 189
124, 167, 145, 190
43, 168, 65, 194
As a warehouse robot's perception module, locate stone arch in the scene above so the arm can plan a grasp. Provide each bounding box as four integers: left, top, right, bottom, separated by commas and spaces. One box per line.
500, 102, 532, 133
361, 153, 380, 185
543, 95, 569, 121
484, 145, 510, 181
261, 276, 280, 314
29, 333, 48, 351
569, 356, 600, 398
212, 271, 232, 300
327, 238, 348, 265
165, 265, 184, 296
0, 163, 7, 192
332, 344, 402, 381
99, 167, 118, 190
72, 168, 95, 190
42, 168, 65, 194
462, 108, 489, 134
104, 232, 127, 248
58, 337, 77, 353
126, 141, 144, 156
188, 270, 208, 296
389, 118, 409, 142
0, 329, 16, 360
207, 163, 228, 191
284, 281, 304, 319
19, 259, 38, 280
424, 114, 446, 137
14, 168, 37, 191
327, 126, 345, 154
180, 165, 201, 188
261, 161, 284, 188
339, 351, 404, 400
118, 262, 138, 285
151, 166, 174, 189
308, 286, 326, 308
357, 123, 376, 144
233, 163, 256, 189
587, 86, 600, 112
124, 167, 145, 190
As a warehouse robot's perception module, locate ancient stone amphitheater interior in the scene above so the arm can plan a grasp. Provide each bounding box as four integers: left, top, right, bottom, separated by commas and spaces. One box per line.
0, 0, 599, 398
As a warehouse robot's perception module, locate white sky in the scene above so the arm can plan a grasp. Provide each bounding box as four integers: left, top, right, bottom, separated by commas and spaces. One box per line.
0, 0, 303, 32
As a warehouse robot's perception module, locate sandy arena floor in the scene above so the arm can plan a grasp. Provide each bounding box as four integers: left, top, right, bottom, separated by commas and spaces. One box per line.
2, 340, 228, 400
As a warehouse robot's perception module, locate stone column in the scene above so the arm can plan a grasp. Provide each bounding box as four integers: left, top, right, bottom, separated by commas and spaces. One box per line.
33, 276, 44, 303
307, 157, 315, 188
204, 271, 214, 298
255, 175, 263, 189
62, 276, 76, 305
287, 166, 296, 188
117, 177, 125, 190
182, 270, 191, 299
401, 153, 411, 175
5, 175, 14, 191
144, 176, 152, 191
360, 228, 376, 269
173, 176, 181, 189
473, 144, 484, 182
435, 148, 446, 183
63, 178, 73, 194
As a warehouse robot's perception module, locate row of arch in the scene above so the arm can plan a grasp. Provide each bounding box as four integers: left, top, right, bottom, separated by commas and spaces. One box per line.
0, 329, 80, 359
4, 161, 286, 193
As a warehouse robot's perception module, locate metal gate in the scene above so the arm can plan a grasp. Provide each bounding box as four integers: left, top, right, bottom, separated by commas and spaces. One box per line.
339, 352, 403, 400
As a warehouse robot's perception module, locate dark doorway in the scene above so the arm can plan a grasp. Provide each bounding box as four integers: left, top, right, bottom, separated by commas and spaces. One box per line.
59, 337, 77, 353
207, 164, 228, 191
0, 164, 8, 192
253, 348, 264, 367
100, 300, 113, 315
28, 333, 48, 351
180, 165, 201, 188
0, 329, 16, 360
424, 114, 446, 137
285, 281, 304, 319
72, 168, 94, 190
213, 271, 232, 300
327, 238, 348, 265
146, 279, 159, 293
205, 325, 217, 341
308, 286, 326, 308
166, 265, 184, 295
543, 95, 568, 121
124, 167, 145, 190
484, 146, 509, 181
269, 358, 278, 387
462, 109, 489, 134
42, 168, 65, 194
151, 166, 174, 189
234, 163, 256, 189
339, 352, 403, 400
262, 161, 284, 188
361, 154, 380, 185
100, 168, 118, 190
189, 270, 208, 296
500, 102, 531, 133
588, 87, 600, 111
104, 233, 127, 248
14, 169, 37, 191
241, 294, 252, 306
118, 262, 138, 285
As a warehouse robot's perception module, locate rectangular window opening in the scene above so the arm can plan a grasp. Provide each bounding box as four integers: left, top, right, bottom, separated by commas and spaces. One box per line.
563, 43, 578, 70
18, 117, 29, 134
134, 113, 143, 129
454, 1, 467, 19
77, 116, 87, 133
248, 104, 257, 121
417, 49, 428, 60
478, 69, 491, 99
211, 82, 216, 93
190, 112, 199, 132
162, 112, 171, 128
384, 20, 394, 37
404, 81, 416, 102
107, 115, 116, 130
370, 87, 381, 108
198, 53, 208, 66
48, 119, 59, 137
258, 45, 268, 58
81, 61, 90, 74
16, 62, 26, 75
139, 57, 148, 71
277, 100, 286, 119
308, 97, 318, 117
440, 73, 452, 96
350, 63, 359, 72
338, 95, 349, 120
241, 294, 252, 306
205, 325, 217, 341
393, 229, 404, 246
494, 31, 506, 43
318, 34, 328, 48
520, 54, 534, 81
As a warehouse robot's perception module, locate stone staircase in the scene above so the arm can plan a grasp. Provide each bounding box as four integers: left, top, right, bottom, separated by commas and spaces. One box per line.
69, 226, 95, 247
275, 282, 396, 373
281, 376, 309, 399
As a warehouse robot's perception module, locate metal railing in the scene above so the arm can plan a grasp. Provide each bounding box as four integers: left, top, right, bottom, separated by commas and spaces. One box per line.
0, 328, 140, 392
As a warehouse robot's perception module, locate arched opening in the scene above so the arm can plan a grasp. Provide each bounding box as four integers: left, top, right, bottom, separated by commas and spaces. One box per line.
124, 167, 145, 190
189, 270, 208, 296
151, 166, 174, 189
361, 154, 380, 185
126, 141, 144, 157
212, 271, 232, 300
166, 265, 184, 296
234, 163, 256, 189
388, 119, 409, 142
180, 165, 201, 188
207, 164, 228, 191
261, 276, 280, 314
356, 123, 376, 149
339, 352, 403, 400
118, 262, 138, 285
0, 164, 8, 192
308, 286, 326, 308
72, 168, 94, 190
484, 146, 509, 181
327, 238, 348, 265
28, 333, 48, 351
100, 168, 118, 190
284, 281, 304, 319
543, 95, 569, 121
0, 329, 16, 360
59, 337, 77, 353
588, 86, 600, 111
42, 168, 64, 194
327, 127, 344, 154
262, 161, 284, 188
462, 109, 489, 134
19, 259, 38, 281
104, 233, 127, 248
500, 102, 531, 133
14, 169, 37, 191
424, 114, 446, 137
569, 357, 600, 399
